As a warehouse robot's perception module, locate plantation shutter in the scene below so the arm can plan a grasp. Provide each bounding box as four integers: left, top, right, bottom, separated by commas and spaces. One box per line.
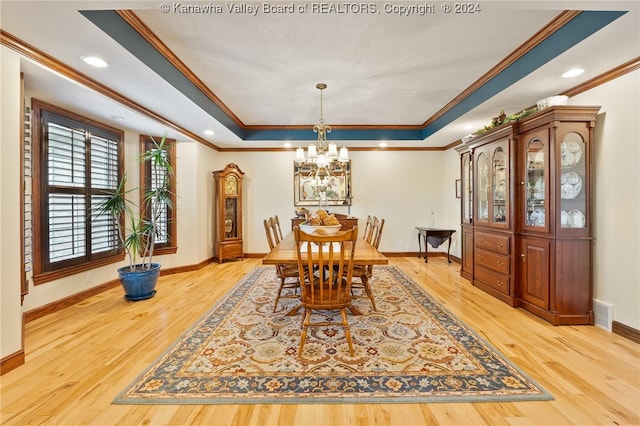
47, 122, 86, 263
23, 102, 32, 300
90, 134, 120, 254
42, 113, 121, 270
150, 149, 169, 244
139, 135, 176, 254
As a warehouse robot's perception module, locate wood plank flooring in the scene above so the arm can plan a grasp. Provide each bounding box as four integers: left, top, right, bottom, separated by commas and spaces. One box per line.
1, 257, 639, 425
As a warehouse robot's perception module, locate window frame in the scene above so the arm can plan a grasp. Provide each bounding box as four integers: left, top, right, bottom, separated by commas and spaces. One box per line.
31, 99, 125, 285
139, 135, 177, 255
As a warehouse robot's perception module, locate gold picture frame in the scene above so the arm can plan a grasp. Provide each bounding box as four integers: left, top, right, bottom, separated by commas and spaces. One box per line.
294, 161, 352, 206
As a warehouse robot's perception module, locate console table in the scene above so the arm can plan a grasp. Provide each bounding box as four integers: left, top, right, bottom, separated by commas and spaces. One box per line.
416, 227, 456, 263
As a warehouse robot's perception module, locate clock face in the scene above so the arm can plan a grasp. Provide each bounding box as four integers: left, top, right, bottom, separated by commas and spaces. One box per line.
224, 175, 238, 195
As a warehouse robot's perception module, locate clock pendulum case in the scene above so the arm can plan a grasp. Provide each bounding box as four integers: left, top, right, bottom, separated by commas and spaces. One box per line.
213, 163, 244, 263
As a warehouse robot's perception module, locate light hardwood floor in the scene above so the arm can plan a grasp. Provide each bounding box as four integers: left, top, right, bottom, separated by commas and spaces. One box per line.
2, 257, 639, 425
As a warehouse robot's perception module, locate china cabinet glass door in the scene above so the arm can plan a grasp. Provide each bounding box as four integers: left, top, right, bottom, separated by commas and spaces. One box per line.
462, 153, 472, 223
559, 132, 587, 230
476, 151, 489, 223
492, 147, 507, 223
525, 136, 548, 230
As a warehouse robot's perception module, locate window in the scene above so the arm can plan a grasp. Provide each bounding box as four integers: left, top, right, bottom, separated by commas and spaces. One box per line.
139, 135, 177, 255
32, 100, 124, 283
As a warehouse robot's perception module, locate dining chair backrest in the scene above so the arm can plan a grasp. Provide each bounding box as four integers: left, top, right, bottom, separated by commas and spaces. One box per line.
364, 216, 377, 244
372, 218, 385, 249
367, 216, 381, 245
362, 215, 372, 241
263, 218, 276, 250
273, 215, 284, 242
294, 226, 357, 309
363, 218, 385, 278
269, 216, 282, 244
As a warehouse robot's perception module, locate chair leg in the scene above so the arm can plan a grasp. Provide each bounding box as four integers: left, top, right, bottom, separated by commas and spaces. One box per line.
361, 275, 377, 311
341, 309, 355, 357
274, 277, 301, 312
298, 309, 311, 356
273, 277, 285, 312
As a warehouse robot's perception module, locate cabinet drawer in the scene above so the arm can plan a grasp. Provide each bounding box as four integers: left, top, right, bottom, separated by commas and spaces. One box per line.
475, 231, 510, 255
475, 248, 510, 275
475, 265, 510, 294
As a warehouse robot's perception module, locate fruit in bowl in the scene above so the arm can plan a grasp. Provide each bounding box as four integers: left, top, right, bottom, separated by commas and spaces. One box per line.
299, 209, 342, 235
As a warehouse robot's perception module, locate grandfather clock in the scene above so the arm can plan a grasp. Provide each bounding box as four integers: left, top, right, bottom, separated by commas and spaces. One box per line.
213, 163, 244, 263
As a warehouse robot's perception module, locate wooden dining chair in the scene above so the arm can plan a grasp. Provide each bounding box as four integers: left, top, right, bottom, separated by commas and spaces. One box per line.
272, 215, 284, 243
268, 217, 282, 245
362, 215, 374, 243
294, 226, 358, 357
351, 217, 385, 311
264, 218, 300, 312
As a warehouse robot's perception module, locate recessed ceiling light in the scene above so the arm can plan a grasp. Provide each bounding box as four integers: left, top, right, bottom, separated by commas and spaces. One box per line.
81, 55, 108, 68
283, 142, 292, 148
562, 68, 584, 78
204, 129, 215, 136
379, 142, 388, 148
104, 114, 124, 120
463, 124, 475, 131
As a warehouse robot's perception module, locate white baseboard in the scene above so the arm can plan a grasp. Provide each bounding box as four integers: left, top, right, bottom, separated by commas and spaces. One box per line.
593, 299, 614, 331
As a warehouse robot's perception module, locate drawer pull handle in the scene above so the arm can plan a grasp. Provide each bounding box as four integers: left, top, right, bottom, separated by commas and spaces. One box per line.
497, 261, 504, 267
496, 280, 504, 286
478, 238, 484, 243
478, 255, 484, 260
496, 242, 504, 248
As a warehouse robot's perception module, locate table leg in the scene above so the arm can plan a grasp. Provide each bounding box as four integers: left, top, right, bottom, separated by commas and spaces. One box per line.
424, 234, 429, 263
447, 235, 452, 263
417, 233, 423, 259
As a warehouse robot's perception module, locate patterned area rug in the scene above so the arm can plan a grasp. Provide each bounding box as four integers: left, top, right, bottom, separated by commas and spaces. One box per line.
114, 266, 552, 404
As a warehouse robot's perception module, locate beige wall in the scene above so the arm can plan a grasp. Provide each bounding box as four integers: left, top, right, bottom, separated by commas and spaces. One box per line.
571, 70, 640, 329
1, 47, 23, 360
217, 149, 461, 255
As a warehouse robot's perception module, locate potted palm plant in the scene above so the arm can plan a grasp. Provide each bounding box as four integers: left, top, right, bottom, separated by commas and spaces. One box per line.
94, 133, 174, 300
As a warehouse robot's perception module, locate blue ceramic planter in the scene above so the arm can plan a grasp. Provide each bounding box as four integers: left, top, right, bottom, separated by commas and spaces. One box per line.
117, 263, 160, 301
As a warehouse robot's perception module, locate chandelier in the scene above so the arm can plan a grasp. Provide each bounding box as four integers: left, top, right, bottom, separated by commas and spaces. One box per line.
295, 83, 350, 207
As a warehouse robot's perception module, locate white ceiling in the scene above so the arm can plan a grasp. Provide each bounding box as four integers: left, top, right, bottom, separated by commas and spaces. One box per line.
1, 0, 639, 149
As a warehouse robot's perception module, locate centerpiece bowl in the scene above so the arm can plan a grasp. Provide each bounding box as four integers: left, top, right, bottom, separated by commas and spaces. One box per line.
298, 224, 341, 235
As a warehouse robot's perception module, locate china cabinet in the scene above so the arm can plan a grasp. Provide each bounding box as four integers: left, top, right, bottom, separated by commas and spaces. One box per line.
517, 106, 598, 325
458, 105, 599, 325
213, 163, 244, 263
468, 124, 518, 306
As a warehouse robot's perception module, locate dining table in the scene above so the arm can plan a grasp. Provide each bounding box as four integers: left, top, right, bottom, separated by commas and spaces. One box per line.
262, 230, 389, 267
262, 230, 388, 315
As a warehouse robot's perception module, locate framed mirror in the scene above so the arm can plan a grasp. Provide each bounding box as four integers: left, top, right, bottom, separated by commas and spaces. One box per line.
294, 161, 352, 206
